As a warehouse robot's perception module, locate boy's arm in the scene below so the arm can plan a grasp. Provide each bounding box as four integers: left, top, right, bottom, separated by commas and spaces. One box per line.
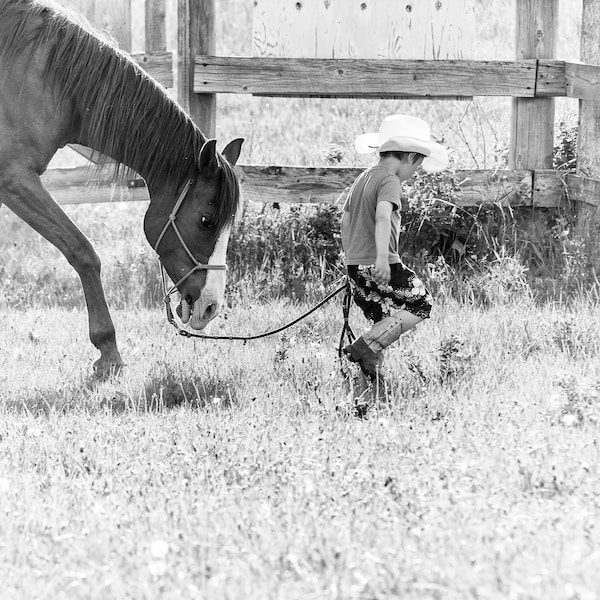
373, 200, 393, 285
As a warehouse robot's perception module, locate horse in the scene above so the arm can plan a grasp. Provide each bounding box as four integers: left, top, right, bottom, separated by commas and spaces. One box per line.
0, 0, 244, 376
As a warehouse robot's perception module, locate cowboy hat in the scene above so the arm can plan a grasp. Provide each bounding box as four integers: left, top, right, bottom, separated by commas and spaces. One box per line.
354, 114, 448, 172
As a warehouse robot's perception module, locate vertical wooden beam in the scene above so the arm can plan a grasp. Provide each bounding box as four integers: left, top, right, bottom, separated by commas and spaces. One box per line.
177, 0, 216, 137
145, 0, 166, 51
58, 0, 131, 49
510, 0, 557, 170
96, 0, 132, 50
578, 1, 600, 178
576, 0, 600, 228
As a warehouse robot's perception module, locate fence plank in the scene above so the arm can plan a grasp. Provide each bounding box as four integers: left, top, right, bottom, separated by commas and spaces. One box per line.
533, 170, 565, 207
178, 0, 216, 135
41, 165, 555, 208
455, 170, 533, 207
132, 51, 173, 87
58, 0, 132, 50
145, 0, 166, 51
536, 60, 567, 97
237, 167, 536, 207
41, 166, 575, 208
195, 57, 538, 98
510, 0, 558, 170
253, 0, 475, 60
565, 61, 600, 101
41, 169, 149, 204
566, 174, 600, 208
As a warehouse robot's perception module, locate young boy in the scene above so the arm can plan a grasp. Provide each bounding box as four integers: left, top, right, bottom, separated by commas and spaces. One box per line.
342, 114, 448, 381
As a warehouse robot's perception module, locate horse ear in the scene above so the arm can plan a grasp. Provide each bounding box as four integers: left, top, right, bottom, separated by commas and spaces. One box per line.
199, 139, 218, 175
221, 138, 244, 166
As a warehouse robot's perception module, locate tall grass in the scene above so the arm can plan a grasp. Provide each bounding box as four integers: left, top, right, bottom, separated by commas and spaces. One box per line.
2, 299, 600, 598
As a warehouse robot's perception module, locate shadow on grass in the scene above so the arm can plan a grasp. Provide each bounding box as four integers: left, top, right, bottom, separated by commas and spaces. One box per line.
1, 366, 239, 415
135, 368, 237, 412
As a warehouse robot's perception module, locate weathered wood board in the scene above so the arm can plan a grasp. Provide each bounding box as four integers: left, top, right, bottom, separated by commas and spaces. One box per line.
253, 0, 475, 59
56, 0, 132, 50
41, 166, 567, 209
194, 57, 538, 98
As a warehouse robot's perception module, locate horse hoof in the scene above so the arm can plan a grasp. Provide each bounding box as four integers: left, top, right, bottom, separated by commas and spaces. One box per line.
93, 356, 124, 378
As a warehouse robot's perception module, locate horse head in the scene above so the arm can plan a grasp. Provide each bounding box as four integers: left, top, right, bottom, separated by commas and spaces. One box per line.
144, 138, 244, 330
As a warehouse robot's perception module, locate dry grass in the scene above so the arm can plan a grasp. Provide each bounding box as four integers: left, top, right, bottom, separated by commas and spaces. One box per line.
1, 299, 600, 598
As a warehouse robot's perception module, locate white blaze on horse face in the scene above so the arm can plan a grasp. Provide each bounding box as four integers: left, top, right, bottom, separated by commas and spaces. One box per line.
190, 224, 231, 330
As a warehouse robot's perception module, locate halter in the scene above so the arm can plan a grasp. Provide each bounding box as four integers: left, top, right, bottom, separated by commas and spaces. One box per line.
154, 178, 227, 302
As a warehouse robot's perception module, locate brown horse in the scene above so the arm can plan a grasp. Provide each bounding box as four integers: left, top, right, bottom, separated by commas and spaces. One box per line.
0, 0, 244, 375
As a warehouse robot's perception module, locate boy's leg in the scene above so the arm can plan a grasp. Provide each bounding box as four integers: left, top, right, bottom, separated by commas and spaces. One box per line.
344, 263, 431, 379
344, 309, 422, 376
363, 309, 423, 352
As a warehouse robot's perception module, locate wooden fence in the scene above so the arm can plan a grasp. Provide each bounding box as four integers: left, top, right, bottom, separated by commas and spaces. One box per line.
43, 0, 600, 218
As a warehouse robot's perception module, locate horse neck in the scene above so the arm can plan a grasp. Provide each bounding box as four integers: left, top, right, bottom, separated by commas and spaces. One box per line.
75, 105, 200, 191
62, 49, 202, 189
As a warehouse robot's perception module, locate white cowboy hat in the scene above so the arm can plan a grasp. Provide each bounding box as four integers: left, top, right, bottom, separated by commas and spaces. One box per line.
354, 114, 448, 173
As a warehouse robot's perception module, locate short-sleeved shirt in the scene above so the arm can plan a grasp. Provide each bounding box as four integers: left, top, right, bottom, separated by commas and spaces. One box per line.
341, 165, 401, 265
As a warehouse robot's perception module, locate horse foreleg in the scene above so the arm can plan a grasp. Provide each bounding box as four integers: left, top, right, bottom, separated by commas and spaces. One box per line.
1, 172, 123, 376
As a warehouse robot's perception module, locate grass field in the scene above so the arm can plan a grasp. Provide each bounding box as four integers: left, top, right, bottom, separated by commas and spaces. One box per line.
1, 298, 600, 598
2, 0, 600, 598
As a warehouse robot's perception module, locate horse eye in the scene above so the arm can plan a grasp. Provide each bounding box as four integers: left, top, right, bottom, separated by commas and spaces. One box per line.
201, 215, 214, 230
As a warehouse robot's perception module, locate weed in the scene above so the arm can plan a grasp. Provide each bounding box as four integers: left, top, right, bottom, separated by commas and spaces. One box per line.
555, 374, 600, 427
437, 334, 474, 386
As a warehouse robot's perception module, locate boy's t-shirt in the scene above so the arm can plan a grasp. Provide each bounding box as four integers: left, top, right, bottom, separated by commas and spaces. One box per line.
341, 165, 402, 265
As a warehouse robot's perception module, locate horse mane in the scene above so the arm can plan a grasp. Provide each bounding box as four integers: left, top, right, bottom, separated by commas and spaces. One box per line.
0, 0, 239, 231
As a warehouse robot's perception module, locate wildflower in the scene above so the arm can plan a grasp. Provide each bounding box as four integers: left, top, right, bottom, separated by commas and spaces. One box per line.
148, 560, 167, 577
150, 540, 169, 558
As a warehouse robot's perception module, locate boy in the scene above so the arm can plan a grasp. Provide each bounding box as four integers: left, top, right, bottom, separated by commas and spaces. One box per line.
342, 114, 448, 382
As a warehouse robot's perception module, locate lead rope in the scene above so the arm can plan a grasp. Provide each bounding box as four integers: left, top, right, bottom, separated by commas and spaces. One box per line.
157, 181, 355, 360
337, 279, 356, 379
163, 277, 349, 342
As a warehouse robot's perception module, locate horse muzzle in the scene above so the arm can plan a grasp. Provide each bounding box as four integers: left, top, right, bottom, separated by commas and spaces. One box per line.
177, 279, 224, 330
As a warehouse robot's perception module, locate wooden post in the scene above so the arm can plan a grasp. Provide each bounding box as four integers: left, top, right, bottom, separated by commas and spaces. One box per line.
145, 0, 166, 52
509, 0, 557, 170
177, 0, 216, 137
577, 0, 600, 229
59, 0, 132, 50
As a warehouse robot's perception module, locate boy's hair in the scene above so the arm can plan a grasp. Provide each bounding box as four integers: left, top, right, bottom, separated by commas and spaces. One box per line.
380, 151, 426, 164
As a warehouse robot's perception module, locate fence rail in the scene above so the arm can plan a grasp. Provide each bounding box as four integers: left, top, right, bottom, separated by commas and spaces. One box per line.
194, 57, 571, 99
42, 164, 574, 209
41, 0, 600, 214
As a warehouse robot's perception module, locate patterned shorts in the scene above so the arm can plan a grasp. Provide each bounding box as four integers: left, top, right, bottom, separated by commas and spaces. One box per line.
347, 263, 433, 323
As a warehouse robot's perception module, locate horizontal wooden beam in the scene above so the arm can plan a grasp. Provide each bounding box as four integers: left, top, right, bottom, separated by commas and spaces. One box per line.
565, 61, 600, 102
191, 57, 600, 101
565, 173, 600, 207
41, 165, 566, 209
533, 169, 565, 207
237, 166, 539, 206
194, 57, 538, 98
536, 60, 567, 97
132, 51, 173, 88
41, 168, 149, 204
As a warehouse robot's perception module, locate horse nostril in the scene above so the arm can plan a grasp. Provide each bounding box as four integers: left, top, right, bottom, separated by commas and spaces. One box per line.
204, 302, 217, 320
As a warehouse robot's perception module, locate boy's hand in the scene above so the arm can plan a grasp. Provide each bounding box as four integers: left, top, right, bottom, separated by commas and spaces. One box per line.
373, 257, 391, 286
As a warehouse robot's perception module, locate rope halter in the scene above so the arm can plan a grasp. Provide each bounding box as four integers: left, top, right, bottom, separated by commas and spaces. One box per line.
153, 178, 227, 303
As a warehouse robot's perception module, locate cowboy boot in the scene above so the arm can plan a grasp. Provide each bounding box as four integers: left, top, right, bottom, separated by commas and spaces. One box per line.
343, 337, 385, 379
344, 311, 414, 379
